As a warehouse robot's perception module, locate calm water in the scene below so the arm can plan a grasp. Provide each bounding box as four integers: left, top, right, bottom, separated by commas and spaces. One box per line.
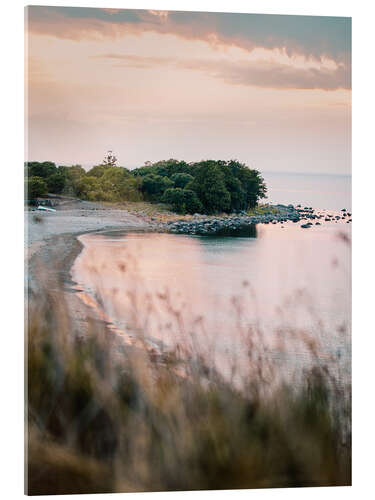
71, 220, 351, 382
262, 172, 351, 211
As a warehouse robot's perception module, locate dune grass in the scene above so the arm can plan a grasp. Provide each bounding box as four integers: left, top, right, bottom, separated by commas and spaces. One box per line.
26, 273, 351, 496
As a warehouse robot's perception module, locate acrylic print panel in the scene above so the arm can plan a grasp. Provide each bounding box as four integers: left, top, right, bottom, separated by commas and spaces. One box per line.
25, 4, 351, 495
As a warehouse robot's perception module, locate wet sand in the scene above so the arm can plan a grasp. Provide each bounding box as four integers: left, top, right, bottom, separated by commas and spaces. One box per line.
25, 201, 152, 336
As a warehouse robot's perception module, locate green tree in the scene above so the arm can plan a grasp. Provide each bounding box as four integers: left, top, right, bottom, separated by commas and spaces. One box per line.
64, 165, 86, 196
162, 188, 202, 214
162, 188, 186, 212
141, 174, 173, 201
227, 160, 267, 209
26, 176, 48, 200
171, 173, 194, 189
66, 165, 86, 181
189, 161, 231, 214
182, 189, 203, 214
101, 167, 142, 201
47, 173, 66, 194
27, 162, 57, 179
87, 165, 111, 178
75, 176, 105, 200
114, 177, 142, 201
133, 159, 191, 178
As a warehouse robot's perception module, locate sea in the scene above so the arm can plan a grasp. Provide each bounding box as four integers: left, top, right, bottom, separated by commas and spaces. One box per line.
71, 172, 352, 383
262, 171, 351, 211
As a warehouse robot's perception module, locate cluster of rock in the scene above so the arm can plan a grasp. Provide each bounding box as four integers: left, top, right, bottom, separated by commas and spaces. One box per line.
156, 204, 352, 236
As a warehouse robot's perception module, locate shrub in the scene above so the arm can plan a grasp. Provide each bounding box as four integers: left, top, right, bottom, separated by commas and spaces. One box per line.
171, 172, 194, 189
26, 176, 48, 199
141, 174, 173, 201
26, 161, 57, 179
188, 162, 231, 214
162, 187, 202, 214
47, 173, 66, 194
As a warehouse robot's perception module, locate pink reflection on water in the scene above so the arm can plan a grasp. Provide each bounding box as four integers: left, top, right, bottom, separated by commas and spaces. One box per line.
71, 223, 351, 383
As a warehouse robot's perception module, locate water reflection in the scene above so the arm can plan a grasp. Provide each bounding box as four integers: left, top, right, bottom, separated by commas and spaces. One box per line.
71, 227, 351, 382
204, 223, 257, 238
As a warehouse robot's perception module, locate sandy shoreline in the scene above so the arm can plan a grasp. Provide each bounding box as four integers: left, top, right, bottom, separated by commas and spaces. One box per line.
26, 201, 152, 336
25, 200, 351, 342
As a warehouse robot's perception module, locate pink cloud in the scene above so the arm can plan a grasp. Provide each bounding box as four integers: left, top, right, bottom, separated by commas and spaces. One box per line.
95, 53, 350, 90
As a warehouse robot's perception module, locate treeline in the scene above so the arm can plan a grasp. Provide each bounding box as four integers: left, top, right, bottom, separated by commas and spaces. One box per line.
25, 158, 267, 214
25, 161, 142, 203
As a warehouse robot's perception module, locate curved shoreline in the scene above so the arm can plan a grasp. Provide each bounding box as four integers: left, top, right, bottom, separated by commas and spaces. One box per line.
26, 205, 153, 337
26, 203, 352, 340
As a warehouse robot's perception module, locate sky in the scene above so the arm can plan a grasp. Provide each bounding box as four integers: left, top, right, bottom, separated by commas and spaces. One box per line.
25, 6, 351, 175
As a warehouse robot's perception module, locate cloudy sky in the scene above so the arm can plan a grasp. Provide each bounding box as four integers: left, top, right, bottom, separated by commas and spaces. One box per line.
26, 6, 351, 174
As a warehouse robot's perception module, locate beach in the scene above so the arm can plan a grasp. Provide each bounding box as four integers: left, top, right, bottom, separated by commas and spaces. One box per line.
25, 199, 352, 493
26, 200, 153, 336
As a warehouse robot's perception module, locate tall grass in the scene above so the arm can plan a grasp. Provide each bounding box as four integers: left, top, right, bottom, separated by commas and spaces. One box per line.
26, 276, 351, 495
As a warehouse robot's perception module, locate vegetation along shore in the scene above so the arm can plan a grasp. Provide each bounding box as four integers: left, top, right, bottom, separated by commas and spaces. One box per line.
25, 157, 351, 494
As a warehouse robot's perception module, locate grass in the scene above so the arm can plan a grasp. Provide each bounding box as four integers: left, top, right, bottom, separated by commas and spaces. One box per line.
26, 272, 351, 495
102, 200, 280, 223
247, 204, 279, 216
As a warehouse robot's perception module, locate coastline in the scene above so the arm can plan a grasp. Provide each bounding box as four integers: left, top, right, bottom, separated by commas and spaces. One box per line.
26, 203, 152, 338
25, 201, 352, 341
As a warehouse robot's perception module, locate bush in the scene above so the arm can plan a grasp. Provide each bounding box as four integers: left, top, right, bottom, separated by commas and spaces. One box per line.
188, 162, 231, 214
141, 174, 173, 201
47, 173, 66, 194
162, 187, 203, 214
27, 176, 48, 199
182, 189, 203, 214
25, 158, 267, 212
26, 161, 57, 179
171, 172, 194, 189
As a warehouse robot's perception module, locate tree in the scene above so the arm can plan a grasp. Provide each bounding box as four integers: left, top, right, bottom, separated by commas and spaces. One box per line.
182, 189, 203, 214
87, 165, 111, 178
228, 161, 267, 209
189, 161, 231, 214
116, 177, 143, 201
63, 165, 86, 196
141, 174, 173, 201
75, 176, 102, 200
162, 188, 186, 212
100, 167, 141, 201
66, 165, 86, 181
133, 159, 191, 178
27, 162, 57, 179
26, 176, 48, 199
47, 173, 66, 194
171, 172, 194, 189
102, 150, 118, 167
162, 188, 202, 214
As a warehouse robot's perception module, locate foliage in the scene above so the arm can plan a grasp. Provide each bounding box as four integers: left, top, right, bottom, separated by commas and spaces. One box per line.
171, 172, 194, 189
26, 161, 57, 179
188, 161, 231, 214
162, 187, 203, 214
134, 159, 266, 213
47, 173, 66, 194
102, 150, 118, 167
24, 158, 267, 213
141, 174, 173, 201
133, 159, 190, 178
26, 176, 48, 199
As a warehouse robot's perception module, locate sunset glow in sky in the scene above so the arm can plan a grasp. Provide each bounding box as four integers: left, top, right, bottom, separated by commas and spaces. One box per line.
25, 6, 351, 174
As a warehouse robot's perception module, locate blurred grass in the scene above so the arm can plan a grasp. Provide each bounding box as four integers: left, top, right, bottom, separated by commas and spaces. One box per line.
26, 284, 351, 495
